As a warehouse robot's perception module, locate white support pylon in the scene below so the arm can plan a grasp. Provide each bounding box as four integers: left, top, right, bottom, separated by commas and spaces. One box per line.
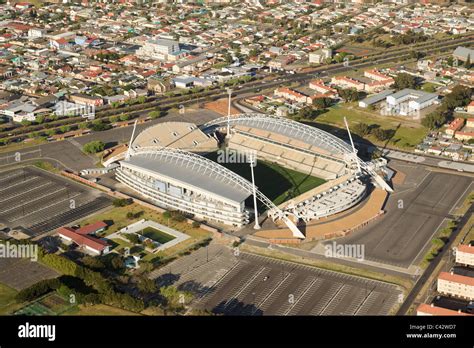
249, 154, 260, 230
125, 119, 138, 160
344, 117, 362, 175
226, 88, 232, 137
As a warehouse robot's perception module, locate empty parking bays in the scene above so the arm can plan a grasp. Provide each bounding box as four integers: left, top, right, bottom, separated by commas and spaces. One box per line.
0, 166, 111, 236
153, 245, 402, 316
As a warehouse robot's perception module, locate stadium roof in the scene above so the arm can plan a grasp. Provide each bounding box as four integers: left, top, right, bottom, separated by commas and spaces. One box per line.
123, 150, 252, 204
202, 114, 353, 155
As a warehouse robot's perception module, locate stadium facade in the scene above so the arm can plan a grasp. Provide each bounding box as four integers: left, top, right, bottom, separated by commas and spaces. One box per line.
115, 114, 392, 238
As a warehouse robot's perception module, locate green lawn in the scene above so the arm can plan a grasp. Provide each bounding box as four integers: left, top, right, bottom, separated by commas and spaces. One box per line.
140, 227, 175, 244
62, 304, 140, 316
205, 152, 326, 208
0, 283, 20, 315
314, 103, 429, 149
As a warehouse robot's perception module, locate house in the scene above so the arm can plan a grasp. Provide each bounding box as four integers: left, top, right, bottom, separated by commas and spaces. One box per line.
136, 39, 186, 62
331, 76, 365, 91
456, 244, 474, 267
437, 271, 474, 301
445, 118, 465, 136
309, 48, 332, 64
274, 87, 309, 104
453, 46, 474, 63
363, 70, 395, 93
308, 80, 337, 96
147, 78, 171, 94
416, 303, 472, 316
70, 93, 103, 107
57, 222, 109, 255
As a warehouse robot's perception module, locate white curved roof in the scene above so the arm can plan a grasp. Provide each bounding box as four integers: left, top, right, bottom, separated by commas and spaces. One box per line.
202, 113, 353, 155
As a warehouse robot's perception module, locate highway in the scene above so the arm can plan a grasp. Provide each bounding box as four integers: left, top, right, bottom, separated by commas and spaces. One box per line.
1, 34, 472, 143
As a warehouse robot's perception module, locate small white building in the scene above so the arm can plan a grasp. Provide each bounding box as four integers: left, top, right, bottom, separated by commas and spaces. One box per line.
385, 88, 437, 116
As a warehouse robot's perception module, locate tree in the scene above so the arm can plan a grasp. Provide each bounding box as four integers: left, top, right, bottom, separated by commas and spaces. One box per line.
137, 276, 157, 294
83, 141, 105, 154
148, 110, 163, 119
353, 123, 371, 137
372, 128, 395, 142
125, 233, 140, 244
90, 121, 111, 132
338, 88, 360, 102
421, 110, 448, 129
159, 286, 193, 313
119, 114, 130, 121
312, 97, 332, 110
297, 106, 317, 120
82, 256, 105, 270
112, 198, 132, 207
394, 73, 416, 90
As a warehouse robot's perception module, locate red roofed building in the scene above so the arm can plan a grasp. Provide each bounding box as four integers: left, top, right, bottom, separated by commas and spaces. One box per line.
57, 222, 109, 255
416, 303, 472, 316
445, 118, 465, 136
309, 80, 337, 96
274, 87, 309, 104
456, 244, 474, 267
331, 76, 365, 91
438, 271, 474, 300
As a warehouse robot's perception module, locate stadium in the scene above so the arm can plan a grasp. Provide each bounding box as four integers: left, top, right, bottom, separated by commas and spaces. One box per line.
114, 113, 393, 240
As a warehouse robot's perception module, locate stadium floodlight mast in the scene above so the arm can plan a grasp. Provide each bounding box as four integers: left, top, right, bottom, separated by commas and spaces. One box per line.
226, 87, 232, 137
249, 153, 260, 230
343, 116, 362, 175
126, 119, 139, 160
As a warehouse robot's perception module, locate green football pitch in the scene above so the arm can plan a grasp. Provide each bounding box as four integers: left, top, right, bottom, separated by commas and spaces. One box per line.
205, 152, 326, 209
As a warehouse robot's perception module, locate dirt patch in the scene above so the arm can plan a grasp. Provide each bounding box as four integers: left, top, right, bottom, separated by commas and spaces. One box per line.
204, 98, 240, 116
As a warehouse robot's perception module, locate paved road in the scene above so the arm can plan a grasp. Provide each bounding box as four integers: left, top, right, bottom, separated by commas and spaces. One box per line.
336, 162, 473, 268
383, 149, 474, 174
0, 109, 220, 172
397, 203, 474, 315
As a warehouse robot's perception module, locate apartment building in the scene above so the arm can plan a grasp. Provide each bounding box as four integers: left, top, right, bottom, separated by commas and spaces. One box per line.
437, 271, 474, 301
456, 244, 474, 267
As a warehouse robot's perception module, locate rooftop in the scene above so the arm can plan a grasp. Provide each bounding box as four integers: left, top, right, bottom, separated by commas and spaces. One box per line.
123, 151, 252, 204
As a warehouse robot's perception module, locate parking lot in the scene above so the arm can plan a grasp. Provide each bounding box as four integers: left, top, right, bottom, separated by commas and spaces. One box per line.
0, 166, 111, 236
150, 244, 402, 316
336, 162, 473, 268
0, 257, 58, 290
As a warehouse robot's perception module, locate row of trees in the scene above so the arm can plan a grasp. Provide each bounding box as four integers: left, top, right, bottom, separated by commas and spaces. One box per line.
421, 85, 472, 130
36, 246, 145, 312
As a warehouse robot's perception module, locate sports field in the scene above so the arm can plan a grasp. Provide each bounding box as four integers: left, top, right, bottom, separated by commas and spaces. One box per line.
205, 152, 326, 207
141, 227, 176, 244
14, 292, 74, 316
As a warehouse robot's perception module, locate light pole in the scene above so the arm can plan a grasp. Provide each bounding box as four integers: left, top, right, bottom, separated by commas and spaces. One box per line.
226, 88, 232, 137
250, 154, 260, 230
